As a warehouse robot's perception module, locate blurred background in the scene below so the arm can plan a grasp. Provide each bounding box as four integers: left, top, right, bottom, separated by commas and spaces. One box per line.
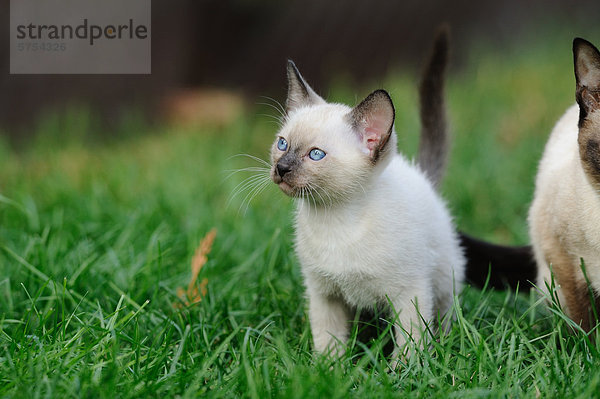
1, 0, 600, 140
2, 0, 600, 245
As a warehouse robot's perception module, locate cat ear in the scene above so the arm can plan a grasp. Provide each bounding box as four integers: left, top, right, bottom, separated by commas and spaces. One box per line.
574, 38, 600, 116
349, 90, 395, 161
286, 60, 325, 112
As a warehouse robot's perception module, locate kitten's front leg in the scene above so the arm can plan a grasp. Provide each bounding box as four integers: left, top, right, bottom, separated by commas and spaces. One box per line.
389, 289, 433, 367
306, 285, 351, 358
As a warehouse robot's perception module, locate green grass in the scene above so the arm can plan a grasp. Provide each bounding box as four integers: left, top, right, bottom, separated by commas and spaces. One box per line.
2, 32, 600, 398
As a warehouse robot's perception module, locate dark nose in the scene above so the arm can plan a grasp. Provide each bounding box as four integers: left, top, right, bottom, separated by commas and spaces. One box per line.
276, 162, 291, 177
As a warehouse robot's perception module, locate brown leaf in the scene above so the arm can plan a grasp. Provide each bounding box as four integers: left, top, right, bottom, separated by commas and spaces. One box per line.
174, 228, 216, 307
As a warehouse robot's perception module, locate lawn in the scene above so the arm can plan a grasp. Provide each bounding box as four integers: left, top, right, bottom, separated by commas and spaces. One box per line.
2, 30, 600, 398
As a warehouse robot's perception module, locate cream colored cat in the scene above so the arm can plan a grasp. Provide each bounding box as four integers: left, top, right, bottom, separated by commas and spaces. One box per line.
269, 31, 465, 362
529, 38, 600, 331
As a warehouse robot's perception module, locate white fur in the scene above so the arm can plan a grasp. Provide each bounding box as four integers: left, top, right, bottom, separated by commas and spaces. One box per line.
272, 102, 465, 360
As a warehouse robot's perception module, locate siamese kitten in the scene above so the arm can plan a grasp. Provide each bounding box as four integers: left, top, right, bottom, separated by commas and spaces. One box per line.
529, 38, 600, 331
270, 31, 465, 361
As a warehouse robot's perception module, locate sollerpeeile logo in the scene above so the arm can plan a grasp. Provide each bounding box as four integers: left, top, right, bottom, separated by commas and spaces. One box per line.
10, 0, 151, 74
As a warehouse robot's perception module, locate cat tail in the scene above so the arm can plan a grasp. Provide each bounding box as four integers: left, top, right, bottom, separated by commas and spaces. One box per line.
459, 232, 537, 290
418, 26, 536, 290
417, 24, 450, 189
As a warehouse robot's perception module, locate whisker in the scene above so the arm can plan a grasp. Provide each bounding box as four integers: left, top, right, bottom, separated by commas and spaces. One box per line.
224, 149, 278, 215
296, 188, 305, 214
305, 183, 315, 208
235, 174, 270, 199
256, 103, 284, 117
257, 113, 284, 128
306, 188, 311, 218
230, 173, 268, 195
307, 182, 327, 209
249, 181, 271, 211
307, 188, 315, 218
356, 181, 367, 195
310, 189, 318, 215
258, 95, 286, 117
301, 187, 309, 218
228, 153, 272, 168
223, 167, 270, 181
322, 186, 334, 207
311, 181, 335, 208
228, 174, 270, 208
239, 177, 271, 215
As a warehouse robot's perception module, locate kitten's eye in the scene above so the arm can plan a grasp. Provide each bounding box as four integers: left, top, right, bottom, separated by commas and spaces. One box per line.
277, 137, 288, 151
309, 148, 326, 161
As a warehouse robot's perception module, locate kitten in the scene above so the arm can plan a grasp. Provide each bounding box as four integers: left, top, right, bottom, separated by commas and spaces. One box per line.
269, 30, 465, 361
529, 38, 600, 331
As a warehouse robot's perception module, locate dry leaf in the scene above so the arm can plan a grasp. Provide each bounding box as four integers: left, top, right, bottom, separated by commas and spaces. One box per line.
174, 228, 216, 308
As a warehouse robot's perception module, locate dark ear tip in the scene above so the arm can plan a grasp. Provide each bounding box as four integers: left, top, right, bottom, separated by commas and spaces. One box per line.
573, 38, 586, 53
286, 59, 295, 73
573, 37, 598, 54
369, 89, 395, 116
372, 89, 392, 101
366, 89, 394, 109
286, 59, 302, 79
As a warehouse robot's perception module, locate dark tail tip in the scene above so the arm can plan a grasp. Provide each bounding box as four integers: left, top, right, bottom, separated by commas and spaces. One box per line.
460, 232, 537, 290
428, 24, 450, 76
417, 24, 451, 189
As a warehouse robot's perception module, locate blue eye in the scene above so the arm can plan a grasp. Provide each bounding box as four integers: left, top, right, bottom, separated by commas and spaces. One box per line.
309, 148, 326, 161
277, 137, 288, 151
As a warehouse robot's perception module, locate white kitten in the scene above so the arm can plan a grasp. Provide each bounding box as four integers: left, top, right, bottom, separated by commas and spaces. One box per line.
269, 58, 465, 362
529, 38, 600, 331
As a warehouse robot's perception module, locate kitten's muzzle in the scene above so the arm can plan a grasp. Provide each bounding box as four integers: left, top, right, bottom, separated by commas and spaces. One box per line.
276, 162, 292, 178
272, 161, 295, 195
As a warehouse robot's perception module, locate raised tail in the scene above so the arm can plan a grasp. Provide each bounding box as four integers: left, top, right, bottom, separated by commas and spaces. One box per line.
417, 25, 450, 189
417, 27, 536, 290
459, 232, 537, 290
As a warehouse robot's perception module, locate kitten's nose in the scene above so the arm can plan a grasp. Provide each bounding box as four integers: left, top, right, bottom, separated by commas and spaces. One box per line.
276, 162, 291, 177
